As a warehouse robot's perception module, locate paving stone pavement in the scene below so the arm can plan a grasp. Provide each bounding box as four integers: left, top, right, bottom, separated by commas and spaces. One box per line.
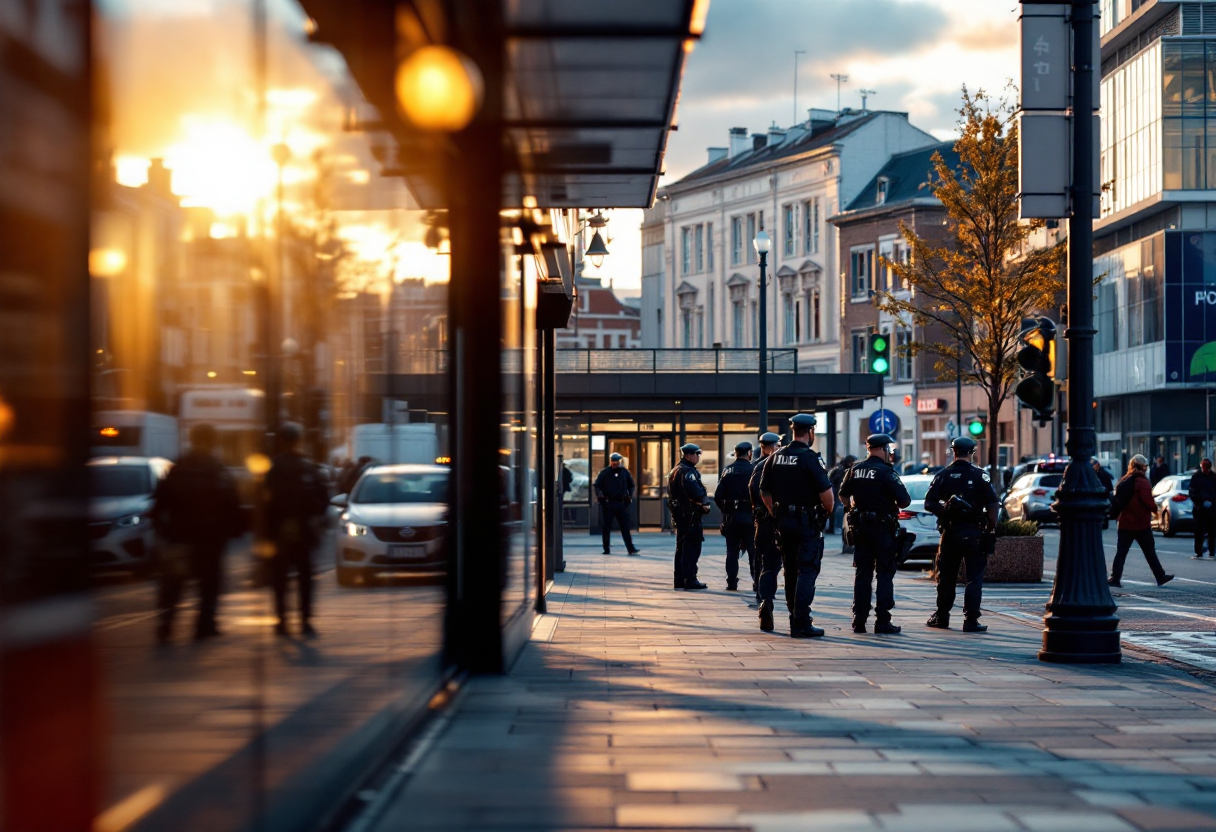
368, 532, 1216, 832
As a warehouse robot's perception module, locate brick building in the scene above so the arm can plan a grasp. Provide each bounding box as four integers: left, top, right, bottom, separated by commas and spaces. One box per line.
557, 276, 641, 350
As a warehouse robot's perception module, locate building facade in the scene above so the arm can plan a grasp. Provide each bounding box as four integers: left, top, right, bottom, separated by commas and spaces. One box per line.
644, 110, 938, 391
1094, 1, 1216, 472
557, 276, 642, 350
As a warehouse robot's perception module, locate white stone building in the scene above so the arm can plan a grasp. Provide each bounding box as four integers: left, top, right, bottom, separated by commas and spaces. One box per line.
642, 110, 937, 376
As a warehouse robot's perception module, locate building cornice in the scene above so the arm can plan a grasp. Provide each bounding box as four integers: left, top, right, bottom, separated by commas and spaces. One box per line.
662, 142, 844, 199
828, 197, 942, 226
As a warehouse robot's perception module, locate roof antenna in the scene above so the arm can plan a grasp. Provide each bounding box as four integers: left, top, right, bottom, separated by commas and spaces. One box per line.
860, 89, 877, 112
830, 73, 849, 113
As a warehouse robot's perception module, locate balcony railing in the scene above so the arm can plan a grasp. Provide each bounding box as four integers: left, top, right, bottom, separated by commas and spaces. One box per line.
556, 348, 798, 374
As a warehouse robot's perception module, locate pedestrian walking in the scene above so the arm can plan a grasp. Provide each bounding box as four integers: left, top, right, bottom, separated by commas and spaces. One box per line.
595, 453, 639, 556
1093, 459, 1115, 530
150, 423, 242, 643
749, 433, 782, 609
1150, 455, 1170, 487
264, 423, 330, 637
839, 434, 911, 634
924, 437, 999, 633
668, 443, 710, 590
1190, 459, 1216, 559
714, 441, 756, 591
1109, 455, 1174, 587
758, 414, 835, 638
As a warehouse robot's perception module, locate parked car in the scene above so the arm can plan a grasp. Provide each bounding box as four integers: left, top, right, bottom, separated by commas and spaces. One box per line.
332, 464, 448, 586
1002, 471, 1063, 524
897, 474, 940, 564
88, 456, 174, 575
563, 458, 590, 503
1151, 474, 1194, 537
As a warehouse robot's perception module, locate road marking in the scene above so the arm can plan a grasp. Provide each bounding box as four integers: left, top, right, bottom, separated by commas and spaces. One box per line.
94, 782, 168, 832
1119, 605, 1216, 624
1123, 632, 1216, 672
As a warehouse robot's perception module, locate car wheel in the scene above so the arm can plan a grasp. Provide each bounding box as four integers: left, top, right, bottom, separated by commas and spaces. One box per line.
1021, 503, 1031, 522
336, 567, 360, 587
1162, 511, 1175, 537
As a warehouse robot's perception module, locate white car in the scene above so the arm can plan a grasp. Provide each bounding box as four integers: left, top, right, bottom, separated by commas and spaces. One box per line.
897, 474, 940, 564
88, 456, 173, 575
332, 464, 448, 586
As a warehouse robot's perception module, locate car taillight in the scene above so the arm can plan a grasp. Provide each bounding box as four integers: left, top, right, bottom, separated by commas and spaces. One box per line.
1032, 489, 1048, 496
1172, 494, 1189, 502
897, 510, 916, 520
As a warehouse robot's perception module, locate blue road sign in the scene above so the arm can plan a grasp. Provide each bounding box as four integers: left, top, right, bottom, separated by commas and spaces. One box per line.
868, 409, 899, 436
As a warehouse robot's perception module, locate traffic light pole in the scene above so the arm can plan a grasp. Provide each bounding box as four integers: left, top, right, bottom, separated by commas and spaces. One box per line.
1039, 0, 1120, 663
758, 249, 768, 435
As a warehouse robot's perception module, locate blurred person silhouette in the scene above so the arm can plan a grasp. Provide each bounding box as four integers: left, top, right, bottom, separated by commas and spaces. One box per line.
151, 423, 242, 643
338, 454, 376, 497
1150, 455, 1170, 487
265, 423, 330, 637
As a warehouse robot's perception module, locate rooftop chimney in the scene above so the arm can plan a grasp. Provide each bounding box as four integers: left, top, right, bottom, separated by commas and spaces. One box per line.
728, 126, 749, 158
147, 158, 173, 196
767, 124, 787, 147
707, 147, 728, 164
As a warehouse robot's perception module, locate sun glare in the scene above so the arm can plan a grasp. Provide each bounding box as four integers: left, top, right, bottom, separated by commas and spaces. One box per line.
164, 117, 278, 215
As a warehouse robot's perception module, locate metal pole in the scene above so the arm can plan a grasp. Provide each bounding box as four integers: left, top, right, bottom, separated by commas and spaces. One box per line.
759, 250, 768, 433
956, 334, 962, 446
1040, 0, 1120, 664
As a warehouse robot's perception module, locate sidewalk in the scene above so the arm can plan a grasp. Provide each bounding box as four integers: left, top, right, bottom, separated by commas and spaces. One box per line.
368, 531, 1216, 832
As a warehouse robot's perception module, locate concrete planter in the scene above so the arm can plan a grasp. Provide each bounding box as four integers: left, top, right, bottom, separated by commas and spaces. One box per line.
957, 534, 1045, 583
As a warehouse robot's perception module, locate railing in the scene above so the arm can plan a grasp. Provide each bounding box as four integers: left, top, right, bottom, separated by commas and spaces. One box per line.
556, 348, 798, 373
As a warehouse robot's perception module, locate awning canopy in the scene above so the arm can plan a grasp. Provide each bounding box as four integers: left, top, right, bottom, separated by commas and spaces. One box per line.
299, 0, 700, 209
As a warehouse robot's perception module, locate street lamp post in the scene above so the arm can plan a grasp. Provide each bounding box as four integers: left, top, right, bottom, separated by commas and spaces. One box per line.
754, 231, 771, 434
1039, 0, 1120, 664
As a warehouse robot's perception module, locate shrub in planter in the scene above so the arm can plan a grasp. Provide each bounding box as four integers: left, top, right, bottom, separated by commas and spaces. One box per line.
956, 519, 1045, 583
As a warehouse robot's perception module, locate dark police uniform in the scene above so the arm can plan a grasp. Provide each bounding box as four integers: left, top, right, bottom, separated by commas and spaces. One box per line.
595, 459, 638, 555
924, 439, 999, 631
668, 445, 709, 590
758, 415, 833, 637
838, 435, 911, 633
714, 443, 755, 590
750, 434, 784, 616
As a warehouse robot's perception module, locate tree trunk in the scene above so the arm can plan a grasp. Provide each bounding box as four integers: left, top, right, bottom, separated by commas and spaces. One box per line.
987, 394, 1001, 476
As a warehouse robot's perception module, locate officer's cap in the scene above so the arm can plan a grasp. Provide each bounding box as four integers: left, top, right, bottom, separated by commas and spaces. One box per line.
680, 443, 702, 454
867, 433, 895, 448
734, 441, 752, 453
609, 452, 623, 461
758, 432, 781, 445
951, 436, 978, 454
790, 413, 817, 429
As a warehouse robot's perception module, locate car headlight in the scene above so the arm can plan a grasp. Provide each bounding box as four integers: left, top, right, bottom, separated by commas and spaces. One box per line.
345, 522, 368, 537
115, 513, 145, 528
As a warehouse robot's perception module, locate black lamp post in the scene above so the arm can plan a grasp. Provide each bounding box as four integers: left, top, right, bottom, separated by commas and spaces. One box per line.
754, 230, 771, 433
1039, 0, 1120, 663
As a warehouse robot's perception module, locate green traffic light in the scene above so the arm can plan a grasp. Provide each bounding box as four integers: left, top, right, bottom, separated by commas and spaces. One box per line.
968, 419, 985, 436
872, 336, 887, 352
872, 357, 889, 374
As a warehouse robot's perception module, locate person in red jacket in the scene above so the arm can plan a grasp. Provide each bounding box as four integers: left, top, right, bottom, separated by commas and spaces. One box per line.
1109, 454, 1174, 588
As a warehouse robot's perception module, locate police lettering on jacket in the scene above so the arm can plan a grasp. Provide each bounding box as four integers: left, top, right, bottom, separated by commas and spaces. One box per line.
839, 457, 912, 514
924, 460, 999, 521
714, 458, 753, 511
758, 441, 832, 506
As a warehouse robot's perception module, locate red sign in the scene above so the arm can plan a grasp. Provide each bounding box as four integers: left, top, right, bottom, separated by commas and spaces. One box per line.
917, 398, 948, 414
903, 395, 913, 407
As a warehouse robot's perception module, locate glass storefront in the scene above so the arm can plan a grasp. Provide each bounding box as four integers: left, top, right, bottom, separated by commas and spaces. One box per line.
1101, 41, 1162, 217
1094, 232, 1165, 354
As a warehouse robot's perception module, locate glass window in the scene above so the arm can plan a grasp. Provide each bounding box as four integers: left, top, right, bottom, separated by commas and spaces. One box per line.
811, 198, 820, 253
783, 204, 795, 256
706, 221, 714, 271
896, 327, 913, 381
851, 329, 868, 373
353, 470, 449, 503
731, 216, 743, 265
694, 223, 704, 272
90, 465, 154, 497
746, 213, 757, 264
681, 227, 692, 274
811, 290, 821, 341
850, 246, 873, 297
732, 301, 745, 346
783, 295, 795, 345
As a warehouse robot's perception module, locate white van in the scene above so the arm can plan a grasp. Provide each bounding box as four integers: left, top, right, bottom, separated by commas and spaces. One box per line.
92, 411, 180, 460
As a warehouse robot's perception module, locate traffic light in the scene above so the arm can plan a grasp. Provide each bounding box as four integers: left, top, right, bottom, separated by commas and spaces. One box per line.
967, 416, 986, 437
1015, 317, 1057, 424
868, 331, 890, 375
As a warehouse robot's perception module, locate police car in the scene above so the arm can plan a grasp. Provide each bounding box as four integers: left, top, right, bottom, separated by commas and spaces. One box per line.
332, 464, 448, 586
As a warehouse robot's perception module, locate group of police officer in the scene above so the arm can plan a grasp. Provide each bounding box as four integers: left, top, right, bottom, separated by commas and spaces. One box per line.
647, 414, 1002, 638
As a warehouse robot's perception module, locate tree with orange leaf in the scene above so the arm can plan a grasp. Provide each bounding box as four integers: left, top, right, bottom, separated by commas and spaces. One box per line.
878, 87, 1065, 474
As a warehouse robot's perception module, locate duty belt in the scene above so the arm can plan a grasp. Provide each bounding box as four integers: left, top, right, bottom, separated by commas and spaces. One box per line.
774, 503, 816, 518
721, 499, 747, 512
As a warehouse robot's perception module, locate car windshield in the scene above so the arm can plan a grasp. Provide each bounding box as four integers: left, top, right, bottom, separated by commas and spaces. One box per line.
91, 465, 152, 497
1039, 475, 1062, 488
353, 471, 448, 504
904, 481, 932, 500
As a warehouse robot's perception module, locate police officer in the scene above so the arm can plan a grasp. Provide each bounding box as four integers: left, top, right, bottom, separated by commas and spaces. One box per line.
759, 414, 836, 637
668, 443, 710, 590
595, 453, 639, 556
714, 441, 756, 591
750, 432, 783, 609
838, 434, 911, 634
924, 436, 999, 633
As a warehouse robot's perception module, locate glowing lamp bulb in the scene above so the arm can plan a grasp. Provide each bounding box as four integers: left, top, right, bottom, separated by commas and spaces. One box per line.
395, 46, 484, 132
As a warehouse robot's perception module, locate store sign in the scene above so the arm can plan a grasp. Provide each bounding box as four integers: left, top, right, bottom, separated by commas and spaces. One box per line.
917, 398, 948, 414
1165, 232, 1216, 383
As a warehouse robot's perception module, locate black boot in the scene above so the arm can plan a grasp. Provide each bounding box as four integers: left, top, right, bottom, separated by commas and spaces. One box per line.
726, 581, 739, 591
759, 600, 774, 632
874, 621, 902, 635
791, 622, 825, 638
962, 619, 987, 633
851, 619, 867, 634
684, 579, 707, 590
926, 612, 950, 629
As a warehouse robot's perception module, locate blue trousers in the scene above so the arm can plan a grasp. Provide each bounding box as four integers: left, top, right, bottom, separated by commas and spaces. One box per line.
774, 514, 824, 628
722, 515, 756, 586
